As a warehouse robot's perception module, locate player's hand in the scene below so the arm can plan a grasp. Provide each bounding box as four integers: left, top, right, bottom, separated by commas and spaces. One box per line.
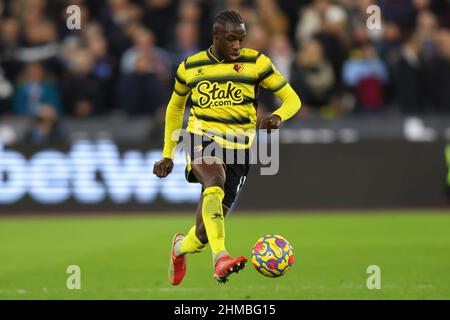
153, 158, 174, 178
259, 114, 282, 134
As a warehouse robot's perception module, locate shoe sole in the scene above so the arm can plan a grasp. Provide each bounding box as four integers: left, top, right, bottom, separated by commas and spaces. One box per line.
213, 261, 247, 284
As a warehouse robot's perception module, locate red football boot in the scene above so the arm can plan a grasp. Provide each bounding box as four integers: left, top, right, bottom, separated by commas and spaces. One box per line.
213, 255, 248, 283
168, 233, 186, 286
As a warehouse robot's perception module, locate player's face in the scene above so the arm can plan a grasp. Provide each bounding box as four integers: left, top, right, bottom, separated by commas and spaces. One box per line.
216, 22, 246, 61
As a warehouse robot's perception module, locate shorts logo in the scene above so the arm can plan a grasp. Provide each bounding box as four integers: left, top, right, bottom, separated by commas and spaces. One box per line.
194, 145, 203, 153
233, 64, 243, 73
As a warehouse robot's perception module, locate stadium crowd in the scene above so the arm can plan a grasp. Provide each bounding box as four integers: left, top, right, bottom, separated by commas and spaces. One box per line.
0, 0, 450, 143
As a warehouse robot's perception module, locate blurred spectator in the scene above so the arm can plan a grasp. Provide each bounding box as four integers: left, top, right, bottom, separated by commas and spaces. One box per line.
290, 39, 335, 111
255, 0, 289, 36
378, 0, 416, 30
59, 36, 83, 69
17, 18, 59, 69
244, 23, 270, 53
269, 33, 295, 83
25, 103, 64, 144
296, 0, 349, 88
143, 0, 179, 48
376, 21, 403, 107
116, 54, 166, 116
85, 24, 116, 111
178, 0, 201, 23
120, 28, 171, 83
0, 17, 21, 81
416, 9, 439, 60
99, 0, 141, 58
424, 28, 450, 112
85, 24, 115, 81
13, 62, 61, 116
169, 21, 200, 68
393, 32, 425, 113
413, 0, 431, 13
60, 49, 105, 117
276, 0, 304, 46
296, 0, 347, 44
343, 44, 388, 112
377, 22, 403, 63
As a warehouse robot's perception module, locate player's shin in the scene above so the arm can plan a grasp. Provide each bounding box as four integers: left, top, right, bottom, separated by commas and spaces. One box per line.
177, 225, 207, 255
201, 186, 227, 261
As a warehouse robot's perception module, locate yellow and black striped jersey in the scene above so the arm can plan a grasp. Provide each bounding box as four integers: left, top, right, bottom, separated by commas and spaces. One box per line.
162, 47, 301, 159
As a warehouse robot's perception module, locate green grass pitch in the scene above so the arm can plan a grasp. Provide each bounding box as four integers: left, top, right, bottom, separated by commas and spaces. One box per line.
0, 211, 449, 299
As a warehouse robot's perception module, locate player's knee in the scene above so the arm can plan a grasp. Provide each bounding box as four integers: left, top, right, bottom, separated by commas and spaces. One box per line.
203, 172, 225, 189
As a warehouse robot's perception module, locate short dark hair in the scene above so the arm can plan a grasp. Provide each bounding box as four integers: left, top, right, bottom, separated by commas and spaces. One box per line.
214, 9, 244, 26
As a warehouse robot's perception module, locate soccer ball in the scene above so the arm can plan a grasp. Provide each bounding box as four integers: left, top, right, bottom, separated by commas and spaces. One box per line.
251, 234, 294, 277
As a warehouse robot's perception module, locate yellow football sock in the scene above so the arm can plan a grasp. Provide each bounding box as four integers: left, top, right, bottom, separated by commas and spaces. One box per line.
202, 186, 226, 254
179, 225, 207, 255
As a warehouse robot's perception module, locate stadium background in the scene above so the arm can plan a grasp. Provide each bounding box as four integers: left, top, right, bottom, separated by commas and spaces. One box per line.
0, 0, 450, 300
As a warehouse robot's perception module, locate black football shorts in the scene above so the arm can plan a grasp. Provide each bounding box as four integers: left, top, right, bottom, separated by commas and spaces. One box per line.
182, 132, 250, 209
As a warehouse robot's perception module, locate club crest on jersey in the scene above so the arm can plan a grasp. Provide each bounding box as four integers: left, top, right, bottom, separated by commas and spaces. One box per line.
233, 64, 244, 73
196, 80, 244, 108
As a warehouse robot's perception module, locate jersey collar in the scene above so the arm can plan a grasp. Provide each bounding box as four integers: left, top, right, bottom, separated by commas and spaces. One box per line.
207, 46, 225, 64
